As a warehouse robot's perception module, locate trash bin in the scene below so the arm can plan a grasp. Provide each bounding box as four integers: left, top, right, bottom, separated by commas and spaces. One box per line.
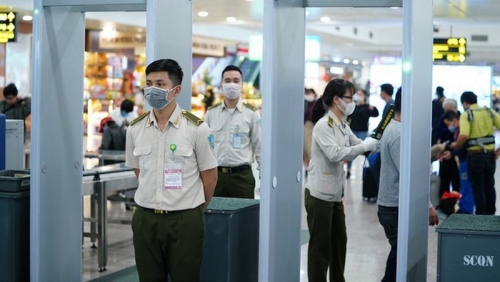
0, 170, 30, 281
436, 214, 500, 281
201, 197, 260, 282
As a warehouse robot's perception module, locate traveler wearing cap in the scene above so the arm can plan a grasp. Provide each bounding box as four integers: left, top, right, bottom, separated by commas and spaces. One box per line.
305, 78, 380, 282
204, 65, 261, 199
451, 91, 500, 215
125, 59, 218, 281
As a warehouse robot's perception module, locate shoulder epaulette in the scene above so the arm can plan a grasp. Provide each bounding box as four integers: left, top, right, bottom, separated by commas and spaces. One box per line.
182, 110, 203, 126
328, 116, 333, 128
207, 102, 222, 111
130, 111, 149, 126
243, 102, 257, 111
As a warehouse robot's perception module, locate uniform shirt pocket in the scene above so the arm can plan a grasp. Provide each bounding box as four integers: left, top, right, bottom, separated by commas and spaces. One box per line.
210, 124, 224, 143
133, 145, 152, 171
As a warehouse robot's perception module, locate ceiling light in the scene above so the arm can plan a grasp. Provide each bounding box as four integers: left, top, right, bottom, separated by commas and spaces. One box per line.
361, 61, 368, 66
102, 26, 116, 32
333, 57, 341, 63
343, 58, 350, 64
352, 60, 359, 65
226, 17, 236, 22
390, 6, 400, 9
245, 0, 255, 1
320, 17, 330, 23
22, 15, 33, 21
198, 11, 208, 17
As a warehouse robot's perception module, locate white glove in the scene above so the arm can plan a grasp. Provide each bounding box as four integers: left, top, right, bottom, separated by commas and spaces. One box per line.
362, 137, 380, 152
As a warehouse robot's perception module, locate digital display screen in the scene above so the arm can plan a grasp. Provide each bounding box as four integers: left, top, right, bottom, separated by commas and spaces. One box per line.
433, 37, 467, 63
0, 12, 17, 43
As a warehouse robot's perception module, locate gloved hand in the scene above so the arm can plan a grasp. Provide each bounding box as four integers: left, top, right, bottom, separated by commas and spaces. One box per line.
362, 137, 380, 152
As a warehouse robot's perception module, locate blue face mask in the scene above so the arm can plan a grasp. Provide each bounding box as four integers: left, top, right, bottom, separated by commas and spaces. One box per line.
121, 111, 129, 117
144, 86, 176, 110
448, 125, 457, 132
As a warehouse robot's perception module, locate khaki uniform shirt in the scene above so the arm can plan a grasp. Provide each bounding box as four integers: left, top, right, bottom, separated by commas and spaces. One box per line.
125, 105, 218, 211
204, 98, 261, 169
307, 110, 364, 202
459, 104, 500, 151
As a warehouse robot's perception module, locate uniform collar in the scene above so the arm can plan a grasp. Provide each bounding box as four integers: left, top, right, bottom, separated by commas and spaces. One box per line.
146, 104, 182, 128
327, 110, 343, 128
222, 98, 244, 112
469, 104, 480, 109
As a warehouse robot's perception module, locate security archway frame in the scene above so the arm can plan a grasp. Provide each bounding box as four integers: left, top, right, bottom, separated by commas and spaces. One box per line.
259, 0, 433, 281
31, 0, 433, 281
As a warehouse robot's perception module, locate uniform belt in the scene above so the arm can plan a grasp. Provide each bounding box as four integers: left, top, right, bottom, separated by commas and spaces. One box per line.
218, 165, 251, 174
140, 206, 192, 215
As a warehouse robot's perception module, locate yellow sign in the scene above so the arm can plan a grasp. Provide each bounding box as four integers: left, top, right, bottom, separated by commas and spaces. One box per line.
433, 37, 467, 63
0, 11, 17, 43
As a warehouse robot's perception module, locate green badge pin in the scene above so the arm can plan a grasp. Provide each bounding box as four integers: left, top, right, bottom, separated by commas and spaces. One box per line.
170, 144, 177, 153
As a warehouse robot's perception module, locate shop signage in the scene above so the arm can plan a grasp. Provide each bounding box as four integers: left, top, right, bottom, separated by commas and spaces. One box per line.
0, 12, 17, 43
99, 32, 146, 49
433, 37, 467, 63
99, 32, 226, 57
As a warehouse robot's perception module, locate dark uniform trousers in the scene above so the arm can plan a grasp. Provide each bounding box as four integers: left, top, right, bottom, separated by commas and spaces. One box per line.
214, 167, 255, 198
305, 188, 347, 282
467, 151, 497, 215
132, 205, 205, 281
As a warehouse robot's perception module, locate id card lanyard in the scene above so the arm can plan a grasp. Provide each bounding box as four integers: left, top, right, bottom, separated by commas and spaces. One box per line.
164, 144, 183, 189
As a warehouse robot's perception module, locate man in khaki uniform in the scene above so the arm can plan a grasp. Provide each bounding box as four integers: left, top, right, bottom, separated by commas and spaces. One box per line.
204, 65, 261, 199
125, 59, 218, 281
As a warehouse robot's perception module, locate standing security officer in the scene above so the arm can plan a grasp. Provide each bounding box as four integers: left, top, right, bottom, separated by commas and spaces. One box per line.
451, 91, 500, 215
125, 59, 218, 281
204, 65, 261, 199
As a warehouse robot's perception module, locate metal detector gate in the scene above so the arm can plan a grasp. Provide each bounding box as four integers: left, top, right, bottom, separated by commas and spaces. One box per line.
31, 0, 433, 281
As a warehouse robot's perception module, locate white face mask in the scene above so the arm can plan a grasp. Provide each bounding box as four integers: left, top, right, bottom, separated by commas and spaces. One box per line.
222, 83, 242, 99
353, 94, 363, 102
337, 97, 356, 116
304, 94, 316, 102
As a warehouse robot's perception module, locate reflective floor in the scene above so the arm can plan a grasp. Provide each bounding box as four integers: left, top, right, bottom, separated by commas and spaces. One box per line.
82, 156, 500, 282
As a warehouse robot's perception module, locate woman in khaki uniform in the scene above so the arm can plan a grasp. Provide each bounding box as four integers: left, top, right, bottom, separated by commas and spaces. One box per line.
305, 78, 379, 281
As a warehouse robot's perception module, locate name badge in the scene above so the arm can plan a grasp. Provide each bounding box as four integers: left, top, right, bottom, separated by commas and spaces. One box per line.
233, 133, 242, 149
165, 168, 182, 189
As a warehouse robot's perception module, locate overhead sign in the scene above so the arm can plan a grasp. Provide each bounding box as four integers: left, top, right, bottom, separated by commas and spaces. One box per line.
433, 37, 467, 63
99, 32, 226, 57
0, 12, 17, 43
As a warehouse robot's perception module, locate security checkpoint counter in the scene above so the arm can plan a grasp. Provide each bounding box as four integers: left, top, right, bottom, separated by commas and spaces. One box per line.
201, 197, 260, 282
436, 214, 500, 281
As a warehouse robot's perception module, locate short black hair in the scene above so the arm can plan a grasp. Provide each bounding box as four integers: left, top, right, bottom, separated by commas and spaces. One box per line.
120, 99, 134, 113
460, 91, 477, 104
321, 78, 355, 107
145, 59, 183, 86
380, 84, 394, 96
436, 86, 444, 97
3, 83, 18, 97
443, 110, 459, 122
395, 87, 402, 113
221, 65, 242, 80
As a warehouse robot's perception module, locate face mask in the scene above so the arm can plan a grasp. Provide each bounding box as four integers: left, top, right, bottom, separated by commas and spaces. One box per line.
121, 110, 129, 117
143, 86, 175, 110
353, 94, 363, 102
337, 97, 356, 116
222, 83, 242, 99
304, 94, 315, 102
448, 125, 457, 133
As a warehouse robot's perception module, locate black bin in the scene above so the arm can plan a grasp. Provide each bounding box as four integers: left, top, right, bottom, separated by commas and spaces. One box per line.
0, 170, 30, 281
201, 197, 260, 282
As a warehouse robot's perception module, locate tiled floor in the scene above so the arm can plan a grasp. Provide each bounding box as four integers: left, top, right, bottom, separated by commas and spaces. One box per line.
82, 156, 500, 281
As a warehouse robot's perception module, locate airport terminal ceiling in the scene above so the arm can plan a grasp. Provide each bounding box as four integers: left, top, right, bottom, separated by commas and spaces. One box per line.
2, 0, 500, 71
